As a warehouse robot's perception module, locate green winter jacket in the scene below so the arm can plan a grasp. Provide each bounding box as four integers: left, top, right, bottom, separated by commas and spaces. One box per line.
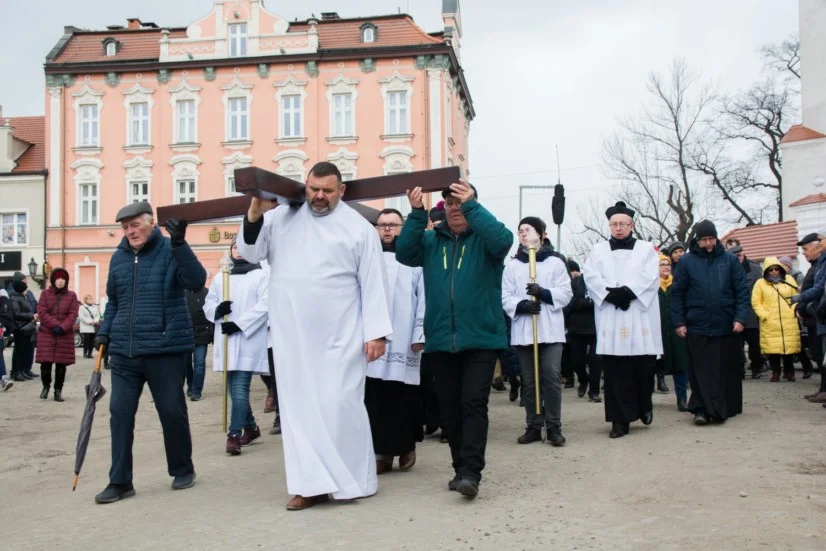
396, 199, 514, 353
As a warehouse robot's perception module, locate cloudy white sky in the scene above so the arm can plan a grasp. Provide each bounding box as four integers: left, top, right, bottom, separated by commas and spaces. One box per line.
0, 0, 799, 254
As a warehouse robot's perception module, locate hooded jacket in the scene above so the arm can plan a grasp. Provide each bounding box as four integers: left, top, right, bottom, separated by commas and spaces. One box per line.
35, 268, 79, 366
750, 257, 801, 355
8, 279, 36, 336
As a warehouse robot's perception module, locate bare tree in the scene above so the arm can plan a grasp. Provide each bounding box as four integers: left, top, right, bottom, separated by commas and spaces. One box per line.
761, 34, 800, 80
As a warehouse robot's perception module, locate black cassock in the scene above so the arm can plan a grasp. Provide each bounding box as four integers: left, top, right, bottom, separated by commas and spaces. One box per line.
602, 355, 655, 423
365, 377, 424, 457
685, 334, 743, 421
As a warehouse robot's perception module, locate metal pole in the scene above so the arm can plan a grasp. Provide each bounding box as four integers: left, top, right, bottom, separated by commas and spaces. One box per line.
221, 258, 231, 433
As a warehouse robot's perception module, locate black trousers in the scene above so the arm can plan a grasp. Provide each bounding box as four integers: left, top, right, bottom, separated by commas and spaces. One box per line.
419, 352, 441, 428
109, 353, 193, 485
263, 347, 279, 414
768, 354, 795, 374
602, 355, 655, 424
741, 328, 762, 372
568, 334, 601, 396
560, 342, 574, 381
82, 333, 95, 357
11, 333, 33, 375
41, 362, 67, 390
429, 350, 498, 483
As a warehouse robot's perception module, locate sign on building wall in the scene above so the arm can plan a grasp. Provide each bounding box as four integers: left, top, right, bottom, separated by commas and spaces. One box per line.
0, 251, 22, 271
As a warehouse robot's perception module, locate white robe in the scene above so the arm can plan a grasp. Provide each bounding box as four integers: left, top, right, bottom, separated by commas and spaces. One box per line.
367, 252, 425, 385
237, 202, 393, 500
583, 240, 663, 356
502, 253, 572, 346
203, 266, 270, 374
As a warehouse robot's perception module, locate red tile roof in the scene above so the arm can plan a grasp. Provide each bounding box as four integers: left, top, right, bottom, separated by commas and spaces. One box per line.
52, 29, 187, 64
789, 193, 826, 208
780, 124, 826, 144
7, 116, 45, 173
721, 220, 799, 261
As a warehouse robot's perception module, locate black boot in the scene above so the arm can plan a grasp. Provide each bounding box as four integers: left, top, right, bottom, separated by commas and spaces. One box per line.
609, 423, 629, 438
269, 413, 281, 435
53, 389, 64, 402
508, 375, 520, 402
517, 427, 542, 444
40, 386, 49, 400
491, 376, 506, 391
656, 374, 669, 393
677, 398, 689, 412
12, 371, 26, 382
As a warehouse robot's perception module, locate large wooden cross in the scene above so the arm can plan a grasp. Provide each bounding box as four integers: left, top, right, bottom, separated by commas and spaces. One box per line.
156, 166, 461, 225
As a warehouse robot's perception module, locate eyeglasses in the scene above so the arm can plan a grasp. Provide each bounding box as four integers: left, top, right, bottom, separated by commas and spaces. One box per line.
377, 223, 401, 230
659, 263, 672, 267
767, 267, 781, 272
609, 222, 632, 229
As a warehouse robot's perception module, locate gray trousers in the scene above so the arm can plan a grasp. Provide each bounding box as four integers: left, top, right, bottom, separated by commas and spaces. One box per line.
516, 343, 563, 431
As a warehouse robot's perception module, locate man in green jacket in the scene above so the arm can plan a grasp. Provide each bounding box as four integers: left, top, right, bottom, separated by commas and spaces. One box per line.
396, 179, 513, 500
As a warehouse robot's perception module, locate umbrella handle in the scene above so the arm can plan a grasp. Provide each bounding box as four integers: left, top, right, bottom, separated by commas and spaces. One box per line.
94, 345, 106, 374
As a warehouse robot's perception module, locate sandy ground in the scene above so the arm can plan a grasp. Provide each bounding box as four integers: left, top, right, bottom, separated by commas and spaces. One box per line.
1, 349, 826, 551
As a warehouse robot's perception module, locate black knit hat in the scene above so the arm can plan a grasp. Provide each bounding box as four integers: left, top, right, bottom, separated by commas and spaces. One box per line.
693, 220, 718, 240
567, 260, 581, 272
429, 208, 446, 223
605, 201, 635, 220
666, 242, 686, 256
518, 216, 546, 237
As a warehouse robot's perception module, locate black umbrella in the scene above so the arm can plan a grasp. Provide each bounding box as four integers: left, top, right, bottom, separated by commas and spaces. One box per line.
72, 346, 107, 491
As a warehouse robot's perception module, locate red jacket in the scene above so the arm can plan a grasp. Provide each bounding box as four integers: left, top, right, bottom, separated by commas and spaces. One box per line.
36, 284, 79, 366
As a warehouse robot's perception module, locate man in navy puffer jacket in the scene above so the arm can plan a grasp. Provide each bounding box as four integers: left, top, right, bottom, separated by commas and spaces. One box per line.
93, 201, 206, 504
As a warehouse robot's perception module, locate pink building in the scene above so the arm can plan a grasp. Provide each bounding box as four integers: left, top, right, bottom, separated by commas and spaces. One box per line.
43, 0, 473, 301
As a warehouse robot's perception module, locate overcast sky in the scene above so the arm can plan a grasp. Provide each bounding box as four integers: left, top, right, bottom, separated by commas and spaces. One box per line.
0, 0, 799, 254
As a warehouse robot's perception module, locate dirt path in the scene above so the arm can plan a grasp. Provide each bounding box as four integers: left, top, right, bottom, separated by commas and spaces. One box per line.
2, 350, 825, 550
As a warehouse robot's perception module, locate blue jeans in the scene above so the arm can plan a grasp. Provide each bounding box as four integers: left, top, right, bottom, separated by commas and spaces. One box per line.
228, 370, 256, 437
672, 371, 688, 403
185, 345, 208, 396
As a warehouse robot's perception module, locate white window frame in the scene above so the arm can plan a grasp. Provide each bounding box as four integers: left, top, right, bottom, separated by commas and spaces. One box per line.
71, 158, 103, 226
72, 85, 104, 149
175, 179, 197, 204
0, 211, 29, 247
325, 74, 359, 144
176, 99, 196, 143
105, 41, 117, 56
274, 76, 308, 144
229, 23, 248, 58
80, 105, 99, 147
282, 95, 302, 138
387, 91, 409, 135
380, 72, 415, 139
223, 152, 253, 197
129, 102, 150, 146
169, 154, 201, 205
273, 150, 309, 182
123, 156, 153, 206
169, 80, 202, 148
363, 27, 376, 43
221, 79, 254, 145
79, 182, 99, 225
122, 84, 155, 152
129, 181, 150, 204
327, 148, 359, 182
381, 146, 415, 216
332, 93, 353, 138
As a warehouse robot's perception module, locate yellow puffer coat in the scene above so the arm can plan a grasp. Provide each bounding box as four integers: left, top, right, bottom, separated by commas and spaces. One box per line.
751, 257, 801, 355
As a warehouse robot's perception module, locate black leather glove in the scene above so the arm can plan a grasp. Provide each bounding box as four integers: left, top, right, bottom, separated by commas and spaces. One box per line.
221, 321, 242, 335
515, 300, 541, 316
525, 283, 544, 298
93, 334, 110, 351
214, 300, 232, 320
52, 326, 65, 335
604, 287, 622, 307
164, 218, 188, 247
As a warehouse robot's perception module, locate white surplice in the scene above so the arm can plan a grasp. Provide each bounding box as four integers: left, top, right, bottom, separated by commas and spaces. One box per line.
502, 253, 572, 346
237, 202, 393, 500
367, 252, 425, 385
583, 240, 663, 356
203, 266, 270, 373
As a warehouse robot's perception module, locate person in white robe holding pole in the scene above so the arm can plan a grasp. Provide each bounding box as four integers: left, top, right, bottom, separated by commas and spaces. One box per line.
583, 202, 662, 439
237, 162, 392, 511
366, 208, 426, 475
204, 238, 270, 455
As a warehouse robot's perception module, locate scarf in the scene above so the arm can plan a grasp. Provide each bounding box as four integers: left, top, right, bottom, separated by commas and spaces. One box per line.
766, 274, 782, 284
230, 256, 261, 275
659, 275, 673, 292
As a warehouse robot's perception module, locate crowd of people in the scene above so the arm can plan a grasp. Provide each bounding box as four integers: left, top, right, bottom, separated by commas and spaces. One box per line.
2, 162, 825, 511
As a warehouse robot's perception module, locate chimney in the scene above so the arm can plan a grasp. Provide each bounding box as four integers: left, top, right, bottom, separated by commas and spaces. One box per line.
127, 18, 142, 30
320, 12, 340, 20
0, 114, 15, 173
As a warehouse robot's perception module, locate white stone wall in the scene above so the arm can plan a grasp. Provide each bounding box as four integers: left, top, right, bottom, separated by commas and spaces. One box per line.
0, 174, 46, 291
801, 0, 826, 133
779, 137, 826, 221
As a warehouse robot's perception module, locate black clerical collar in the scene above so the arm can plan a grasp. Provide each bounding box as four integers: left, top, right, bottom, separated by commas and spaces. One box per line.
609, 236, 636, 251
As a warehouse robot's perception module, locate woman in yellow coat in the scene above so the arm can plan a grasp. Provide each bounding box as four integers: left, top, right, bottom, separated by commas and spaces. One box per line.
751, 256, 800, 382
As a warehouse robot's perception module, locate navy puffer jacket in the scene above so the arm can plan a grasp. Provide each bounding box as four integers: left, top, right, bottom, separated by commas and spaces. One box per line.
99, 226, 207, 357
670, 240, 749, 336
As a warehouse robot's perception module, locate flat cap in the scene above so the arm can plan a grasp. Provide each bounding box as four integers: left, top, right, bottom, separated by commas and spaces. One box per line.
115, 201, 154, 223
727, 245, 744, 254
797, 233, 820, 246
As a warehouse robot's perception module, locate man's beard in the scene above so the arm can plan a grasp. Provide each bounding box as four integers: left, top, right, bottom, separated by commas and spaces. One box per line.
309, 199, 335, 215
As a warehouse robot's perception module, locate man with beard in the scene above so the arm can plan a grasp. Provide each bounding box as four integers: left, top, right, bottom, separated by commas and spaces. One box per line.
671, 220, 748, 425
366, 208, 426, 474
238, 162, 392, 511
583, 202, 662, 438
728, 245, 765, 379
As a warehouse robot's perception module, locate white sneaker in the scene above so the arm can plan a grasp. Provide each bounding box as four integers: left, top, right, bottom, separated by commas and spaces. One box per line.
1, 377, 13, 391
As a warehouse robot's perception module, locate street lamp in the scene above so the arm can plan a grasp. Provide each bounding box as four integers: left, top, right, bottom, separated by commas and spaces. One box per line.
27, 257, 38, 278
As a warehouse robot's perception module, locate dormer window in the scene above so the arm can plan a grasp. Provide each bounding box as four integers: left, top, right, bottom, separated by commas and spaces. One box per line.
361, 23, 377, 43
103, 39, 118, 57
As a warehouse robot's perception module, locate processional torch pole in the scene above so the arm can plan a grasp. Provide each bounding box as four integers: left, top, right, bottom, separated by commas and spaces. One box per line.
220, 256, 232, 433
528, 246, 541, 416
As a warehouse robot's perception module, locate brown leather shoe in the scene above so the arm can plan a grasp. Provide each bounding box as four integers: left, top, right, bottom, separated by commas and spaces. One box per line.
286, 494, 330, 511
808, 392, 826, 403
399, 450, 416, 471
376, 459, 393, 475
226, 435, 242, 455
264, 391, 275, 414
240, 425, 261, 447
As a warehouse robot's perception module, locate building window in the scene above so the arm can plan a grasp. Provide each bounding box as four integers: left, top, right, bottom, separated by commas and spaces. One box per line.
387, 91, 408, 135
228, 97, 249, 141
129, 102, 150, 146
0, 213, 27, 246
332, 93, 353, 137
175, 180, 196, 204
105, 41, 117, 57
229, 23, 247, 58
176, 100, 196, 143
341, 173, 354, 182
385, 196, 411, 218
361, 24, 377, 43
79, 183, 99, 225
282, 95, 301, 138
80, 104, 99, 147
129, 181, 149, 204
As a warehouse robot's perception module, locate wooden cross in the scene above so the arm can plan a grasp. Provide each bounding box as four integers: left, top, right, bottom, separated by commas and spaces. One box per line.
156, 166, 461, 225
